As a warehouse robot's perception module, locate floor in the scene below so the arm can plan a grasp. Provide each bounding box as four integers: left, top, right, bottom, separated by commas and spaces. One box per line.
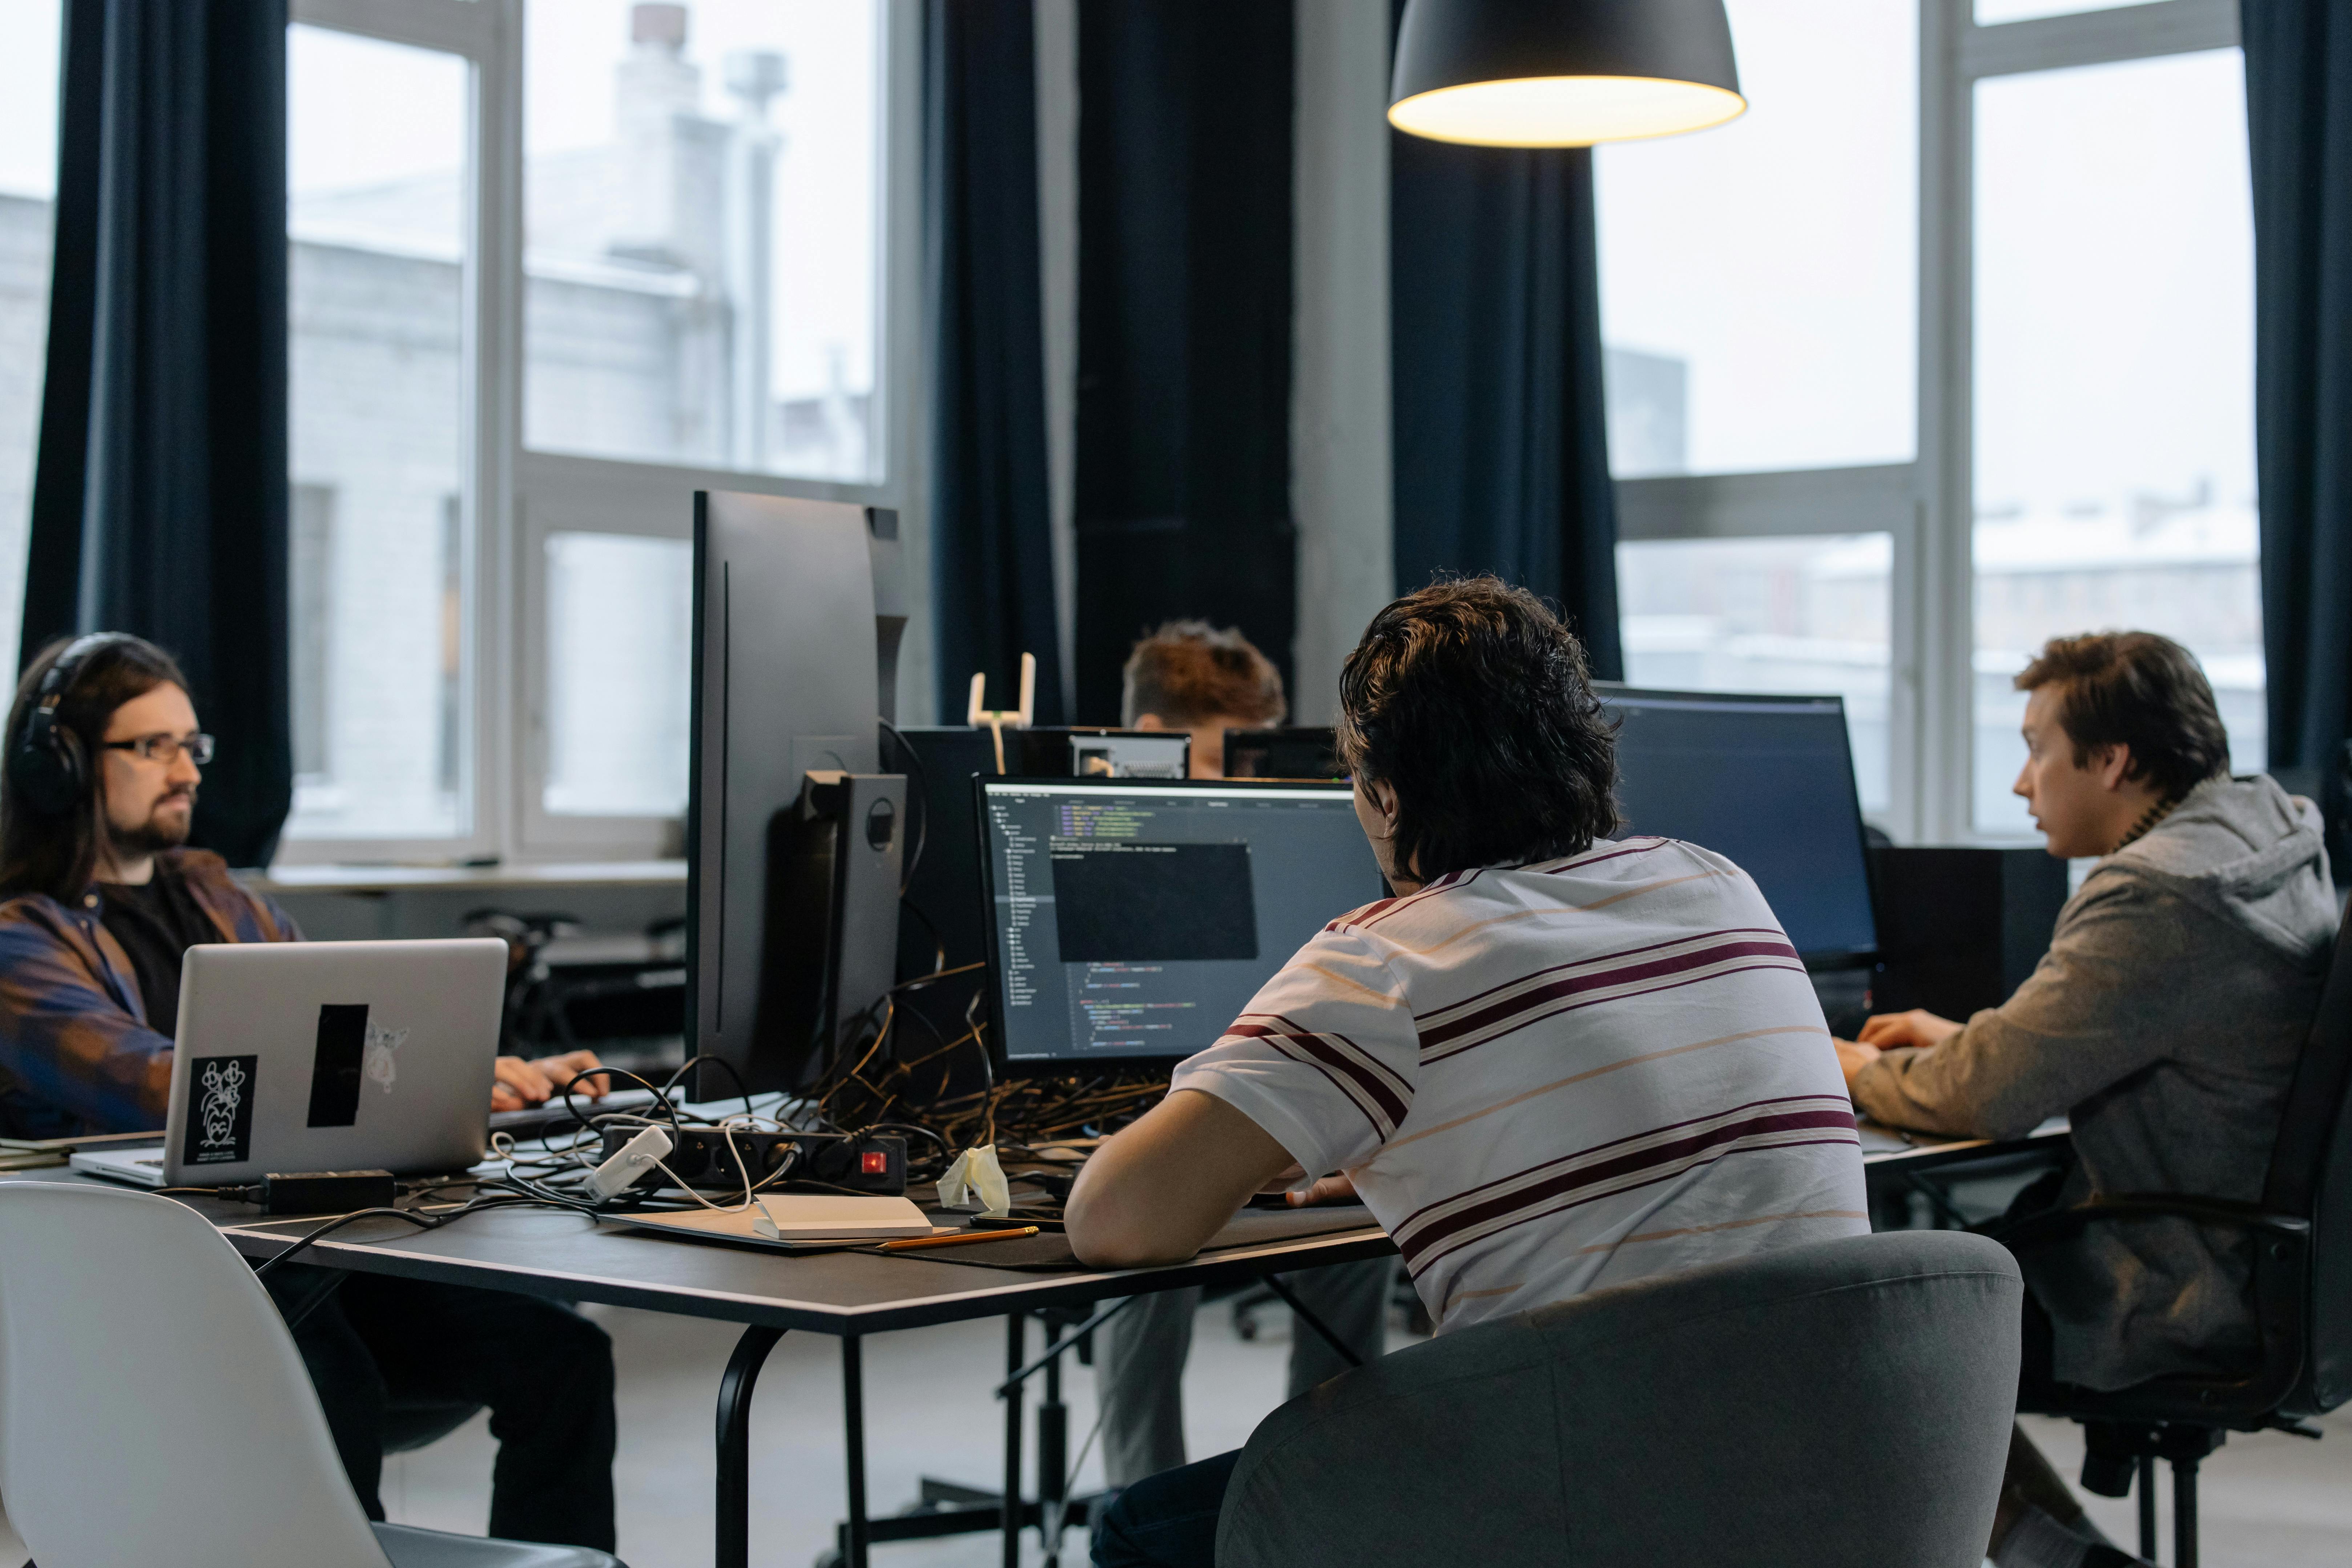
380, 1297, 2352, 1568
382, 1292, 1314, 1568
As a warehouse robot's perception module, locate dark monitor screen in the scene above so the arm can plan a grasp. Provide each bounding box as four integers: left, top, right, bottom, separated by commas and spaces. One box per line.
976, 779, 1386, 1069
1601, 687, 1878, 962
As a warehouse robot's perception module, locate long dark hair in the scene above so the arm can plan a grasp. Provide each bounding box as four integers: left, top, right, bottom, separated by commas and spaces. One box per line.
0, 636, 190, 902
1337, 577, 1620, 881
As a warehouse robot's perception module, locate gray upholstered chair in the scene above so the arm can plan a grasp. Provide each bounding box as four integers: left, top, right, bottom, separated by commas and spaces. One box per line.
1218, 1229, 2021, 1568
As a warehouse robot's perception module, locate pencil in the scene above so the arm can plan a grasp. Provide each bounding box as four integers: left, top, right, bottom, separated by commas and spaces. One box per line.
879, 1225, 1041, 1253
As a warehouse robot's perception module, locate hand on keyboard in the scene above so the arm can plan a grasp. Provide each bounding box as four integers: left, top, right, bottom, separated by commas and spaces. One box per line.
491, 1050, 608, 1113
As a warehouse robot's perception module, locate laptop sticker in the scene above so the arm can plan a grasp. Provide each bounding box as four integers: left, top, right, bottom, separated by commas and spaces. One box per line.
363, 1020, 408, 1092
306, 1004, 369, 1128
184, 1055, 258, 1166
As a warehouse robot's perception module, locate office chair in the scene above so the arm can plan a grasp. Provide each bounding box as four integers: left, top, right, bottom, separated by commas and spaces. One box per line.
1217, 1230, 2022, 1568
0, 1181, 625, 1568
1991, 909, 2352, 1568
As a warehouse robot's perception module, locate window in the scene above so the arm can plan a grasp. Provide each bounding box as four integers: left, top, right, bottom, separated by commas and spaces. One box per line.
1603, 0, 2251, 845
0, 0, 62, 669
521, 0, 885, 483
1618, 535, 1893, 816
1597, 0, 1917, 478
1600, 0, 1916, 823
1976, 0, 2146, 21
274, 0, 916, 865
282, 23, 474, 841
542, 531, 691, 817
1970, 45, 2258, 832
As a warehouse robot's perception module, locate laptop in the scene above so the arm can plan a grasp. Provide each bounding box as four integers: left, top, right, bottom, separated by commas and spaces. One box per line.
72, 938, 507, 1188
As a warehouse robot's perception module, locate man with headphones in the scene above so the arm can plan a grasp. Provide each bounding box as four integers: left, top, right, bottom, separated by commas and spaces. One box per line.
0, 633, 622, 1553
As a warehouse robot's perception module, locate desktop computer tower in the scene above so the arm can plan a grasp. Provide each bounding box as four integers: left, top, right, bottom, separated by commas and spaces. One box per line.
1869, 846, 2071, 1021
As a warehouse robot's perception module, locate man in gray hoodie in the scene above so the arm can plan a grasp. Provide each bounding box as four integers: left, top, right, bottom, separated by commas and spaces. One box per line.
1838, 630, 2337, 1568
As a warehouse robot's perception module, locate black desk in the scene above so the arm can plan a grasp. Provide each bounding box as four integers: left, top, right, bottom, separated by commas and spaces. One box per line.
15, 1165, 1391, 1568
1858, 1115, 2074, 1230
20, 1122, 2065, 1567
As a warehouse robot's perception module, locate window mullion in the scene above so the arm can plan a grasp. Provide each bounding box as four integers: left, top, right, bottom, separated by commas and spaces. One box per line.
1908, 0, 1976, 846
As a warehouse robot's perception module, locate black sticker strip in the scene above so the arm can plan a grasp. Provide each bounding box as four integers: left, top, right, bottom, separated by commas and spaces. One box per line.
306, 1004, 369, 1128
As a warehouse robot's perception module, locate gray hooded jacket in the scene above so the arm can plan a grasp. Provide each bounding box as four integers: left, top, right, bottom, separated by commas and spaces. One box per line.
1853, 773, 2338, 1389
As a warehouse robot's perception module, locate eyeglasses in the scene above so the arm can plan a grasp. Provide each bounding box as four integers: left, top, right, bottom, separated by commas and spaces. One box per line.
101, 732, 215, 766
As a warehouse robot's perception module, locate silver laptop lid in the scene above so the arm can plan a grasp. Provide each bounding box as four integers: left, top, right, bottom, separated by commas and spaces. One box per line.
161, 938, 506, 1185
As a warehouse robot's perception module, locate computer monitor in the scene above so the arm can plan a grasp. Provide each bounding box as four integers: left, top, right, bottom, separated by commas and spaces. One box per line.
1223, 726, 1343, 780
685, 491, 907, 1093
1599, 686, 1879, 963
975, 778, 1386, 1072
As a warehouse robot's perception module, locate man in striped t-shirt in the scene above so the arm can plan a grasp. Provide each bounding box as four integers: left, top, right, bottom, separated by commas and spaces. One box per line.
1072, 577, 1867, 1568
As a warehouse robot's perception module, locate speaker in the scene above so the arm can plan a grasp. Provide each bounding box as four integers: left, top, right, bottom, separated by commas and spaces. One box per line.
1870, 846, 2072, 1021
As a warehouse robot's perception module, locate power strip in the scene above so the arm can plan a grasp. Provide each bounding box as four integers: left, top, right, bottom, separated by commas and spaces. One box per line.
593, 1127, 907, 1196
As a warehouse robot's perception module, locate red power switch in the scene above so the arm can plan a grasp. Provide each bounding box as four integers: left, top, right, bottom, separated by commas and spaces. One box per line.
859, 1149, 889, 1176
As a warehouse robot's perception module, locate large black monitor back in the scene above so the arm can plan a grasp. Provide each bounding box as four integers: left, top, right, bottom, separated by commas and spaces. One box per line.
686, 491, 889, 1093
1600, 686, 1880, 964
1224, 726, 1343, 780
891, 725, 998, 983
1871, 847, 2069, 1019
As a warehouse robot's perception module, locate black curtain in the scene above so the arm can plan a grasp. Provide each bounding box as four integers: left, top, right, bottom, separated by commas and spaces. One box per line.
925, 0, 1066, 726
1071, 1, 1296, 723
2244, 0, 2352, 851
1388, 116, 1623, 679
24, 0, 291, 867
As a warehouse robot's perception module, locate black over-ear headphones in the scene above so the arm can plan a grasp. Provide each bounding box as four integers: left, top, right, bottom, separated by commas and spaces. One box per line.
9, 634, 135, 817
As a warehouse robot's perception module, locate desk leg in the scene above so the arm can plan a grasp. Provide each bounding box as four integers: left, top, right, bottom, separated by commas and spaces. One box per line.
1039, 1316, 1068, 1568
1003, 1311, 1026, 1568
842, 1335, 870, 1568
716, 1325, 785, 1568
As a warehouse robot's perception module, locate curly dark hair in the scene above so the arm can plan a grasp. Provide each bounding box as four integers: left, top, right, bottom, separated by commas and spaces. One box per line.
2015, 631, 2231, 802
1336, 577, 1619, 881
1120, 621, 1287, 729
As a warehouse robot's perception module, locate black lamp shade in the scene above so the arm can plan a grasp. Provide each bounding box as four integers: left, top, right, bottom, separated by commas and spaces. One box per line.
1390, 0, 1745, 147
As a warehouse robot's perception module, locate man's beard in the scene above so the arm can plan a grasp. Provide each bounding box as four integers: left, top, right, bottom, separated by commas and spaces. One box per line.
108, 792, 195, 856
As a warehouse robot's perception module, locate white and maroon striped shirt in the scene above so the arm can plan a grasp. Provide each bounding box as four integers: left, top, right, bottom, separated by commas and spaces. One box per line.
1169, 836, 1868, 1334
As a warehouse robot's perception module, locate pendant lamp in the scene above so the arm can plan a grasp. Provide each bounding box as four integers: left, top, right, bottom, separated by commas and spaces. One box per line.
1389, 0, 1745, 148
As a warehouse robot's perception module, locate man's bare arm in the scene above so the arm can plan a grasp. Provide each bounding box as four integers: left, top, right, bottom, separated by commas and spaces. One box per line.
1065, 1089, 1297, 1269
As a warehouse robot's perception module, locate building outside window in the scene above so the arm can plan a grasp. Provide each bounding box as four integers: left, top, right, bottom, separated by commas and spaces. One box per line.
0, 1, 2258, 860
1601, 0, 2255, 844
0, 0, 61, 672
1599, 0, 1917, 821
523, 0, 883, 486
1969, 42, 2258, 832
284, 23, 474, 841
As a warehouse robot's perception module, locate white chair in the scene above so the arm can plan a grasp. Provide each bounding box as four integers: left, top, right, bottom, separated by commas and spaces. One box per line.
0, 1181, 623, 1568
0, 1494, 26, 1568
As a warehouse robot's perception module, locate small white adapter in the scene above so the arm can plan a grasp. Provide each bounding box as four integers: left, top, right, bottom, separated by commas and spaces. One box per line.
587, 1125, 673, 1200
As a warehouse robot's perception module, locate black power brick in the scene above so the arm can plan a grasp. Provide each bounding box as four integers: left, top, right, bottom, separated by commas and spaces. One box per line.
260, 1170, 398, 1215
594, 1128, 907, 1196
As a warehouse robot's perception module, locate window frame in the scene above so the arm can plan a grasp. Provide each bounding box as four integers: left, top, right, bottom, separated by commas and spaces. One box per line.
277, 0, 929, 868
1612, 0, 2243, 845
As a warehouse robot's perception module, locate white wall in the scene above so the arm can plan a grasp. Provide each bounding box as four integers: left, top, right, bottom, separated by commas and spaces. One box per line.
1289, 0, 1394, 723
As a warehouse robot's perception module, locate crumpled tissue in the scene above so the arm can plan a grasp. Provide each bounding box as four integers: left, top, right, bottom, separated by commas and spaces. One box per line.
937, 1144, 1011, 1218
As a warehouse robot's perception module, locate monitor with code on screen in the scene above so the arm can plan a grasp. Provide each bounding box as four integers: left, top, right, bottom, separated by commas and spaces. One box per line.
975, 778, 1386, 1070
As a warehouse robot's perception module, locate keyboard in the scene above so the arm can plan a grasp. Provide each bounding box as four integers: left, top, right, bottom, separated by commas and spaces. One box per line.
487, 1086, 665, 1138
